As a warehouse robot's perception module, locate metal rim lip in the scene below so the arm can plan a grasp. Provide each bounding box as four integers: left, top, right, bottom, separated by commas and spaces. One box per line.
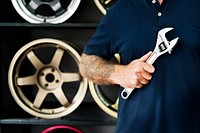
11, 0, 81, 24
41, 125, 83, 133
94, 0, 106, 15
8, 38, 88, 119
89, 81, 118, 118
94, 0, 117, 15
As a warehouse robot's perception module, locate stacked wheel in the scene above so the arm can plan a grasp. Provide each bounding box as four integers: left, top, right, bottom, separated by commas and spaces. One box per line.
11, 0, 81, 23
8, 38, 88, 119
89, 83, 119, 118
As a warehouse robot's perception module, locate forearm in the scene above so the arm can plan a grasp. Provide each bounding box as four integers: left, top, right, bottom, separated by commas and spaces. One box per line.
79, 52, 155, 89
79, 54, 118, 85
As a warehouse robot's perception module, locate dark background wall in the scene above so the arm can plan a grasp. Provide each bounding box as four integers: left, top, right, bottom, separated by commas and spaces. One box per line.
0, 0, 117, 132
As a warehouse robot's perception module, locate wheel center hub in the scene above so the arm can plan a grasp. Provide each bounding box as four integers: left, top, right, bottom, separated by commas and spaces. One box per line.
38, 67, 61, 90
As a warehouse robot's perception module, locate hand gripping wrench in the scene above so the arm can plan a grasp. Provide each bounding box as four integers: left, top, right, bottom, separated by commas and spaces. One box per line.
121, 27, 179, 99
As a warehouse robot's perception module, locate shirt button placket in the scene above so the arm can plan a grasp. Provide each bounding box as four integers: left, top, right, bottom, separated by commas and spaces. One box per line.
151, 0, 164, 27
152, 0, 156, 4
151, 0, 162, 17
158, 12, 162, 17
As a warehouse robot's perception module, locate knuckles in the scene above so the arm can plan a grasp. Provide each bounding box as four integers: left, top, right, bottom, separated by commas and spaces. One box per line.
123, 60, 154, 88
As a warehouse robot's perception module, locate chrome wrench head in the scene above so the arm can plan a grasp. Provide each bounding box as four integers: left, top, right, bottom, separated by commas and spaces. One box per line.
146, 27, 179, 64
156, 27, 179, 56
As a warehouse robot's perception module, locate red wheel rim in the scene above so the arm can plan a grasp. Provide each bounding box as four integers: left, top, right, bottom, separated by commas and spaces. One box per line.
41, 125, 83, 133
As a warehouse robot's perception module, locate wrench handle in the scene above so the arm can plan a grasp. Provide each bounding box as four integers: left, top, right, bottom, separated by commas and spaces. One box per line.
146, 52, 159, 64
121, 52, 159, 99
121, 87, 134, 99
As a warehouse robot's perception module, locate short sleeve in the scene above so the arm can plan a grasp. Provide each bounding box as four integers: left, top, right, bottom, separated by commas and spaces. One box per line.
83, 12, 113, 60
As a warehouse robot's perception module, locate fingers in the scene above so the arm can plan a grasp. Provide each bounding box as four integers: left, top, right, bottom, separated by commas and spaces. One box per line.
140, 70, 153, 80
138, 51, 152, 62
129, 52, 155, 88
133, 71, 151, 88
143, 63, 155, 73
117, 51, 155, 89
138, 51, 155, 73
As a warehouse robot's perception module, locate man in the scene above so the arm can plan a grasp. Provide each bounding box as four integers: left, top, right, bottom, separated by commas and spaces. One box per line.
79, 0, 200, 132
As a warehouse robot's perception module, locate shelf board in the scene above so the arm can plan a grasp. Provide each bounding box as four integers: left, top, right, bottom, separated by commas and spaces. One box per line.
0, 22, 98, 28
0, 103, 117, 126
0, 118, 116, 126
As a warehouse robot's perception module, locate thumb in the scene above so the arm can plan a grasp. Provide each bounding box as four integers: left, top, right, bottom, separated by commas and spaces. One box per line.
138, 51, 152, 62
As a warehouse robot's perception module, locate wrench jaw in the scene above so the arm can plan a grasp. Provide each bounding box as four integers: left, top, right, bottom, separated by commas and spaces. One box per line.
155, 27, 179, 56
158, 27, 174, 37
153, 28, 174, 57
156, 36, 179, 56
168, 37, 179, 54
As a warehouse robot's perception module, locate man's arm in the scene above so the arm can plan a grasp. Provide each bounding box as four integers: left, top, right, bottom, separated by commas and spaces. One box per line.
79, 53, 115, 85
79, 52, 155, 89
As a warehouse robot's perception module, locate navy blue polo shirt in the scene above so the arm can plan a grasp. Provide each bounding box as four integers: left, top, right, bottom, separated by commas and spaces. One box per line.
83, 0, 200, 133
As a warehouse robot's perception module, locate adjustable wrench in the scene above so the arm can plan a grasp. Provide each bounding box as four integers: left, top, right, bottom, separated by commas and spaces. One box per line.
121, 27, 179, 99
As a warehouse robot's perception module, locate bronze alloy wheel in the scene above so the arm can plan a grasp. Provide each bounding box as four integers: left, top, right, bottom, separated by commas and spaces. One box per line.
8, 38, 88, 119
94, 0, 118, 14
11, 0, 81, 23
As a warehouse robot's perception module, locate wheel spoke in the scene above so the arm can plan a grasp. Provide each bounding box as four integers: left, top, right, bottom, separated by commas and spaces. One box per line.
17, 75, 36, 86
50, 48, 64, 68
62, 72, 81, 82
27, 0, 41, 11
27, 51, 44, 70
12, 0, 81, 23
33, 88, 48, 108
49, 0, 63, 12
54, 88, 70, 106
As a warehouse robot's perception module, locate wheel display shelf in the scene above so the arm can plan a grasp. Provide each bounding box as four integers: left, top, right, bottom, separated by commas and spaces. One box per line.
0, 0, 117, 132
